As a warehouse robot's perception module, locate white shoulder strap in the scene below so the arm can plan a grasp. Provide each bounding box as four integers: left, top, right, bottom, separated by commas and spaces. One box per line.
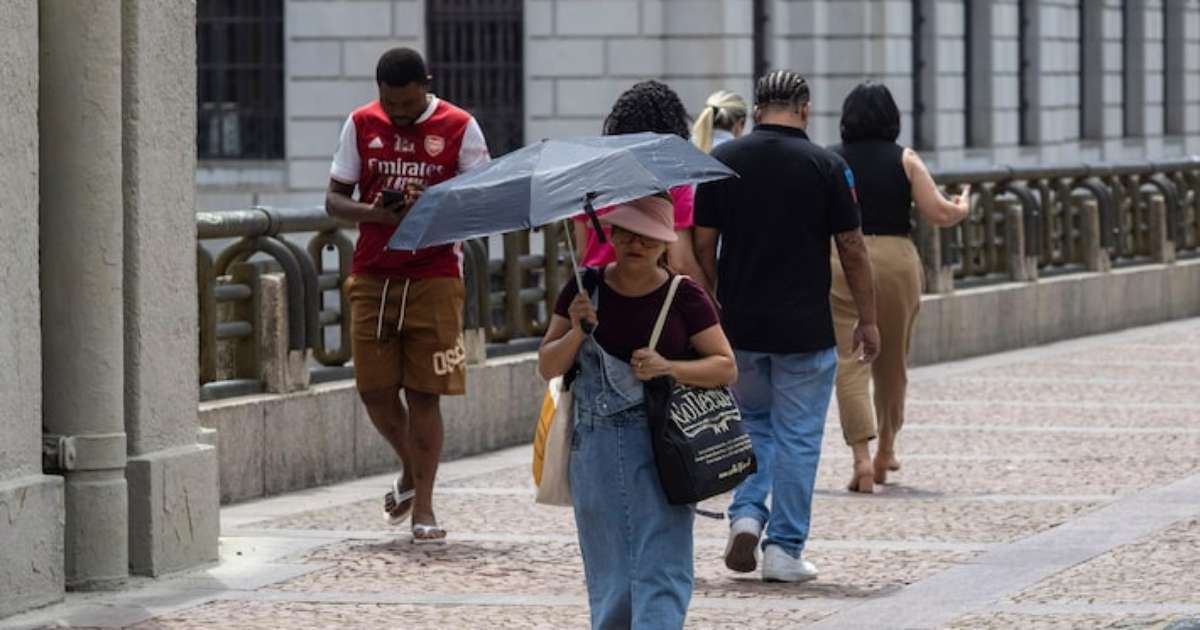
648, 275, 687, 350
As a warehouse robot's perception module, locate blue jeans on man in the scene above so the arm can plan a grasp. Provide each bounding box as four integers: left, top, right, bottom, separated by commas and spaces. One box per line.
727, 347, 837, 558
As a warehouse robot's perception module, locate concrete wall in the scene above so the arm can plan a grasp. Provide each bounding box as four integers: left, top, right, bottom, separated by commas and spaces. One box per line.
911, 259, 1200, 367
201, 258, 1200, 505
201, 355, 544, 504
0, 1, 64, 618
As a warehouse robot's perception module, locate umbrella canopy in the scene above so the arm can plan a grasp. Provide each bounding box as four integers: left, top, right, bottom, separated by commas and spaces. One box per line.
387, 132, 736, 251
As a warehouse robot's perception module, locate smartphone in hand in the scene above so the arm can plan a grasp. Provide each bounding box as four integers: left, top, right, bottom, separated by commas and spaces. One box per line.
380, 188, 406, 208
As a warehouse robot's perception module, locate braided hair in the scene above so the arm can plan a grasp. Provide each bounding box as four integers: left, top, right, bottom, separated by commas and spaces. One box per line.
603, 80, 691, 139
755, 70, 810, 112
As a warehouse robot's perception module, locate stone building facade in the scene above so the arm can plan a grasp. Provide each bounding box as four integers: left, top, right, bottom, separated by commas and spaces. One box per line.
198, 0, 1200, 211
2, 1, 218, 618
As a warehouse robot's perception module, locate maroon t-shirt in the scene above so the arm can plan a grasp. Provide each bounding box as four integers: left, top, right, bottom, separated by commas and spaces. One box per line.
553, 269, 720, 362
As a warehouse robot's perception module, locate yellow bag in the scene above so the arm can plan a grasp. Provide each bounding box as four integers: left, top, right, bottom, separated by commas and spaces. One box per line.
531, 378, 560, 485
532, 376, 573, 506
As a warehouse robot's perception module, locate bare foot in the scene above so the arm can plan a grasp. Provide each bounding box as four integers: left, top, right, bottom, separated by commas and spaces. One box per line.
873, 452, 899, 484
847, 460, 875, 493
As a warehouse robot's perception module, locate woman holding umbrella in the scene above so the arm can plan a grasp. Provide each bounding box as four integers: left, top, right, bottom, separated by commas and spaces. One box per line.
573, 81, 709, 286
539, 194, 736, 629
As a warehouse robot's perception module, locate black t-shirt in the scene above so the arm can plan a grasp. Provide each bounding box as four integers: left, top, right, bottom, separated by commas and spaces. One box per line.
553, 269, 720, 362
695, 124, 861, 354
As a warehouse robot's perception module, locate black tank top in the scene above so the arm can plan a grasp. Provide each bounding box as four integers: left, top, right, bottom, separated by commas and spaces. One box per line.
830, 141, 913, 236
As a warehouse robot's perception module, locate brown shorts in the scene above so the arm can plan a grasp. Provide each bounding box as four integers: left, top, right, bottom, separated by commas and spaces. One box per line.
345, 273, 467, 395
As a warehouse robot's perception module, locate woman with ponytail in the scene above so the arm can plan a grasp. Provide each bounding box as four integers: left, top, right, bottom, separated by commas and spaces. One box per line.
691, 90, 748, 153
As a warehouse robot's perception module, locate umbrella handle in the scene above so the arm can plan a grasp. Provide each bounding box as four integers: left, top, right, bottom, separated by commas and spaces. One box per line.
562, 218, 595, 335
583, 192, 607, 245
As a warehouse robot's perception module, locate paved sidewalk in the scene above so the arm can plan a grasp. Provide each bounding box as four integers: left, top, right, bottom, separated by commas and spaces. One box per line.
5, 319, 1200, 629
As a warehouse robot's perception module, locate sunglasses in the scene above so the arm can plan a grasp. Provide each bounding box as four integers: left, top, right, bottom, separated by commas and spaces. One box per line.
610, 227, 663, 247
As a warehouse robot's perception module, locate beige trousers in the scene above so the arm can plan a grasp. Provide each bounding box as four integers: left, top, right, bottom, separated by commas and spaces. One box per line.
830, 236, 922, 446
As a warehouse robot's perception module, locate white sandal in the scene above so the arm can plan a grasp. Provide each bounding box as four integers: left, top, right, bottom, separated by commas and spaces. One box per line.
383, 476, 415, 526
411, 522, 447, 545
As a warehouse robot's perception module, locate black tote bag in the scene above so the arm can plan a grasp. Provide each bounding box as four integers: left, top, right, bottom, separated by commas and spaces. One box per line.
643, 276, 756, 505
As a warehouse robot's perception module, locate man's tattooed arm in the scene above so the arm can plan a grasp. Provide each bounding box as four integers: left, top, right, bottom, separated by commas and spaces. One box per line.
834, 228, 881, 361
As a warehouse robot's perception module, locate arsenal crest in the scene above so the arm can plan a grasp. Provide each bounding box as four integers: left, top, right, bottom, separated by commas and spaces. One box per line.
424, 135, 445, 157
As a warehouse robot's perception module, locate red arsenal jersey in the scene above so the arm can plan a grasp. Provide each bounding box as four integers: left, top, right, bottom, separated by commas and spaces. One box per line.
331, 97, 489, 278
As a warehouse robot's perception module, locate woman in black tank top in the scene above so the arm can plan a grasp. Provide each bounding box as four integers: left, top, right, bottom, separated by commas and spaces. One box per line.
828, 82, 971, 493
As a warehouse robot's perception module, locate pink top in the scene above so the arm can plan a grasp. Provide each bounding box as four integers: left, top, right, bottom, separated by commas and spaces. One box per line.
573, 186, 695, 267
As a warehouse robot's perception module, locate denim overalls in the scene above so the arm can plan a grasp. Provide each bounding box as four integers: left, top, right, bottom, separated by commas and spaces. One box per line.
568, 282, 695, 630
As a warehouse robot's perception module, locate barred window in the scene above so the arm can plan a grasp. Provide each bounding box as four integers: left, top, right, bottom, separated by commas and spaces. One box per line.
196, 0, 284, 160
426, 0, 525, 156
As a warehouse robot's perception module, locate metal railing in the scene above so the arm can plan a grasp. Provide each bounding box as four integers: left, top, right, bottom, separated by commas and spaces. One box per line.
927, 158, 1200, 288
196, 207, 569, 400
196, 157, 1200, 400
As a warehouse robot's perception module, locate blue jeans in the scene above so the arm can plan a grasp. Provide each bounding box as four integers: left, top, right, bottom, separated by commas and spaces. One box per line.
726, 347, 837, 558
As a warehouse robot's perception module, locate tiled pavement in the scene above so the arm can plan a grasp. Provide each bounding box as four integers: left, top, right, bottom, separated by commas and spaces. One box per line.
5, 320, 1200, 629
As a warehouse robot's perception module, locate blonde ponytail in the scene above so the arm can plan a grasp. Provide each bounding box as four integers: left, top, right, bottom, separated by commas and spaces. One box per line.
691, 105, 717, 153
691, 90, 749, 153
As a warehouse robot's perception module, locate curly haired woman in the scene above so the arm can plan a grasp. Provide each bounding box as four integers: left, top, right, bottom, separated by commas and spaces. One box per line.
572, 80, 709, 287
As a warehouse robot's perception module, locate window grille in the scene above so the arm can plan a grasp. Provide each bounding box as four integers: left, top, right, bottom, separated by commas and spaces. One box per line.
196, 0, 284, 160
426, 0, 525, 156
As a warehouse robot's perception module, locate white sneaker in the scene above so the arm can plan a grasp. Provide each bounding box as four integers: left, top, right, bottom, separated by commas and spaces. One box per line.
761, 545, 818, 583
724, 517, 762, 573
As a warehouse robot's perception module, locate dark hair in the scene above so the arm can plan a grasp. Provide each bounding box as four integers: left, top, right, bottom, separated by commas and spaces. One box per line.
840, 81, 901, 143
755, 70, 809, 109
603, 80, 690, 139
376, 48, 428, 87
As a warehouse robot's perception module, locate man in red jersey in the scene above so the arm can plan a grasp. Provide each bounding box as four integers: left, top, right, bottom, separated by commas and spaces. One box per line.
326, 48, 489, 543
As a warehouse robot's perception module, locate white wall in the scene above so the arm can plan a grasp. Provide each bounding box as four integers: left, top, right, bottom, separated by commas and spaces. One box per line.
770, 0, 917, 147
525, 0, 754, 144
198, 0, 425, 210
1185, 0, 1200, 152
198, 0, 1200, 209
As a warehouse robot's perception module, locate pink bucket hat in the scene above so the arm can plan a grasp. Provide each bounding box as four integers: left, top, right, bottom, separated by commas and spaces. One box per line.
600, 195, 677, 243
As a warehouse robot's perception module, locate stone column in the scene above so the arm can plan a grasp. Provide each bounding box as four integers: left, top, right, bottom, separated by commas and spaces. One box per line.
916, 215, 955, 294
121, 0, 219, 576
1080, 197, 1112, 272
0, 1, 65, 617
1002, 198, 1033, 282
39, 0, 129, 588
1148, 195, 1176, 264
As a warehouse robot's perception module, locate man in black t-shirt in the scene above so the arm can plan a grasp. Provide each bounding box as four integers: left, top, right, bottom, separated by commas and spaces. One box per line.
694, 70, 880, 583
